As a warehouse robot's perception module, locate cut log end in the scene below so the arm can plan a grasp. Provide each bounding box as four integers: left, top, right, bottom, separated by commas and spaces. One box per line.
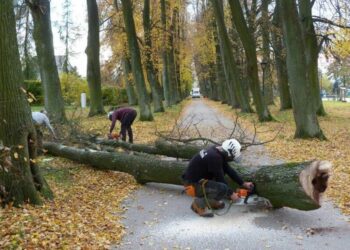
299, 161, 332, 205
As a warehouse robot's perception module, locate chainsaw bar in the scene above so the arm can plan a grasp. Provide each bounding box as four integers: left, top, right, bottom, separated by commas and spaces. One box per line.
233, 195, 272, 207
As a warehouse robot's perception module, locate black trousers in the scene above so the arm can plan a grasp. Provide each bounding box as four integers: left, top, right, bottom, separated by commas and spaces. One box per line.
120, 110, 137, 143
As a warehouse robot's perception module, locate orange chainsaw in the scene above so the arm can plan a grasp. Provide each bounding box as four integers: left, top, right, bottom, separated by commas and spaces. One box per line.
108, 132, 120, 140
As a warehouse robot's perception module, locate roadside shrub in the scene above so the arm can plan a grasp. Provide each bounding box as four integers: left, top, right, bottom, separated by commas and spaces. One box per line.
102, 86, 128, 106
60, 73, 89, 106
23, 80, 43, 105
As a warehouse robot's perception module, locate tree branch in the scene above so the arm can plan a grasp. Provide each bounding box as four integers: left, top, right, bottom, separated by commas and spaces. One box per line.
312, 16, 350, 29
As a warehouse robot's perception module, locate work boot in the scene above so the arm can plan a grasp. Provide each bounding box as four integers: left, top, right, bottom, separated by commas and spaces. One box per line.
209, 200, 225, 210
191, 201, 214, 217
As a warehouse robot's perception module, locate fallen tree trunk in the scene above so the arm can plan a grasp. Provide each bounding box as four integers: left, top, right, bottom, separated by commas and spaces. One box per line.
91, 137, 203, 159
43, 142, 331, 211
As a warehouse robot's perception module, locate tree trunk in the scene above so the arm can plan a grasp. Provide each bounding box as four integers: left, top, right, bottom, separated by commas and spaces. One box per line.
122, 56, 138, 106
28, 0, 66, 123
143, 0, 164, 113
121, 0, 153, 121
87, 137, 201, 159
211, 0, 251, 112
278, 0, 325, 139
213, 21, 229, 104
0, 0, 53, 206
271, 4, 292, 110
228, 0, 273, 121
43, 142, 332, 211
160, 0, 172, 107
169, 7, 180, 104
86, 0, 105, 117
298, 0, 326, 116
261, 0, 274, 105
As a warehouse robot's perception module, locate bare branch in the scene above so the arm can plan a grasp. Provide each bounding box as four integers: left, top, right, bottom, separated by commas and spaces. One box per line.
312, 16, 350, 29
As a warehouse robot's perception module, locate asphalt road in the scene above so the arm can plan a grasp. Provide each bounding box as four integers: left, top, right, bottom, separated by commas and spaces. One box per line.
113, 99, 350, 250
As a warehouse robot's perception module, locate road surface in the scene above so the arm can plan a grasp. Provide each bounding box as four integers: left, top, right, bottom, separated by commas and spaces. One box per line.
113, 99, 350, 250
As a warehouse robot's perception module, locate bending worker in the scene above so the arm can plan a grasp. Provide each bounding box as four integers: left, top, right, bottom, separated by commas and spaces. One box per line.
108, 107, 137, 143
182, 139, 253, 217
32, 110, 57, 152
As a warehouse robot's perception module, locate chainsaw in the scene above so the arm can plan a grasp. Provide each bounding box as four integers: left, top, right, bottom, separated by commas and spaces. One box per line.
108, 132, 120, 140
234, 185, 271, 207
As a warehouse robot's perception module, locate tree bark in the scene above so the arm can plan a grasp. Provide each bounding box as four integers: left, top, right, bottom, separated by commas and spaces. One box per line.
212, 20, 230, 104
211, 0, 252, 112
122, 56, 138, 106
169, 7, 180, 104
43, 142, 332, 211
0, 0, 53, 206
160, 0, 172, 107
228, 0, 273, 121
86, 0, 105, 117
121, 0, 153, 121
278, 0, 325, 139
298, 0, 326, 116
143, 0, 165, 113
271, 4, 292, 110
261, 0, 274, 105
27, 0, 66, 123
87, 137, 201, 159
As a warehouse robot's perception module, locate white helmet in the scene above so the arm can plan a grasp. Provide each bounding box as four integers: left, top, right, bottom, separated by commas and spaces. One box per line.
107, 111, 113, 120
222, 139, 241, 159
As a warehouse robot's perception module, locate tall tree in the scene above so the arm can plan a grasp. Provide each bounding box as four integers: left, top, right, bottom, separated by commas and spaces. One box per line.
213, 25, 228, 104
169, 6, 180, 103
277, 0, 325, 139
26, 0, 66, 123
160, 0, 172, 107
211, 0, 252, 112
86, 0, 105, 116
122, 56, 138, 106
59, 0, 80, 74
143, 0, 164, 112
121, 0, 153, 121
271, 3, 292, 110
261, 0, 274, 105
228, 0, 273, 121
298, 0, 326, 116
0, 0, 52, 206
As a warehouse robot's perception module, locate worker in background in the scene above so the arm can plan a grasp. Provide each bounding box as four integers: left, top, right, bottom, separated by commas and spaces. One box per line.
32, 110, 57, 152
182, 139, 254, 217
108, 107, 137, 143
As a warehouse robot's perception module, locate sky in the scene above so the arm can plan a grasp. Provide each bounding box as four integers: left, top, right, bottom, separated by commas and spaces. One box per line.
48, 0, 332, 78
50, 0, 88, 77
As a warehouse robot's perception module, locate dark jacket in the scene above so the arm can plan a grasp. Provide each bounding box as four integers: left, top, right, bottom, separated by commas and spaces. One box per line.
109, 107, 137, 133
182, 146, 244, 195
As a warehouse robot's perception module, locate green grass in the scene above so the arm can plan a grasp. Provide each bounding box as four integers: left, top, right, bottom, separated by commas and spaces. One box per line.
39, 159, 78, 187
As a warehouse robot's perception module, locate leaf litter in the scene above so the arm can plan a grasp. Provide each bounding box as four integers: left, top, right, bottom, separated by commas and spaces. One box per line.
0, 103, 185, 249
207, 99, 350, 216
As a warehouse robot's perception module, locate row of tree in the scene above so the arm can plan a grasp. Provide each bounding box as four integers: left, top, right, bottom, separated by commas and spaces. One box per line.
98, 0, 193, 119
14, 0, 193, 122
0, 0, 193, 205
190, 0, 349, 139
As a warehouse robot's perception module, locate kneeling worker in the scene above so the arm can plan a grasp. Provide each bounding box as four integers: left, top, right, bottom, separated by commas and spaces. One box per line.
182, 139, 253, 217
